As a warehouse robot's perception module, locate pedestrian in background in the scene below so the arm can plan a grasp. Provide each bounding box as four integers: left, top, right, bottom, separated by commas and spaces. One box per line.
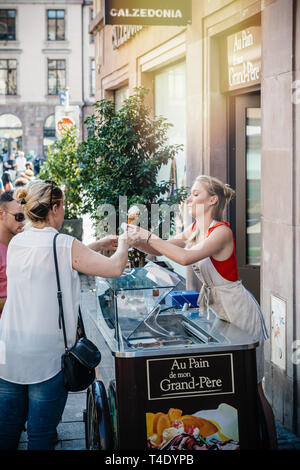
3, 154, 17, 182
25, 161, 34, 172
15, 151, 27, 177
23, 169, 35, 182
2, 171, 13, 192
0, 150, 7, 177
33, 155, 41, 176
0, 191, 25, 317
14, 177, 28, 188
0, 179, 138, 450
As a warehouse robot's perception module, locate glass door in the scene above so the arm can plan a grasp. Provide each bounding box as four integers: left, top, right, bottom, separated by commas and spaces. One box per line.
246, 107, 261, 266
232, 92, 261, 302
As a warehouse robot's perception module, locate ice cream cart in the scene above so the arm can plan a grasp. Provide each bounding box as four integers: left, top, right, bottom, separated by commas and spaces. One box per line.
84, 262, 262, 450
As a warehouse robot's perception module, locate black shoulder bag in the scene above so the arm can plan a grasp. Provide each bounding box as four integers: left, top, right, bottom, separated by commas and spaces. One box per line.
53, 233, 101, 392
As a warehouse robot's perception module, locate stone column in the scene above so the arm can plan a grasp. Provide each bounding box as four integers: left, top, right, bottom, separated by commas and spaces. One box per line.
261, 0, 298, 433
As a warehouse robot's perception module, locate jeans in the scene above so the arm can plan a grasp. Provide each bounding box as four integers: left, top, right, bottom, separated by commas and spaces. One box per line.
0, 371, 68, 450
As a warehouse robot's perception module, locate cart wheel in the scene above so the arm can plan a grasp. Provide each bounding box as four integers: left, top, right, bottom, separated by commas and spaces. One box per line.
108, 380, 118, 449
86, 381, 113, 450
86, 385, 101, 450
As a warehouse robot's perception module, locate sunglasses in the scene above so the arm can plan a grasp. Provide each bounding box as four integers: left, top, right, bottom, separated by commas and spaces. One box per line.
6, 211, 25, 222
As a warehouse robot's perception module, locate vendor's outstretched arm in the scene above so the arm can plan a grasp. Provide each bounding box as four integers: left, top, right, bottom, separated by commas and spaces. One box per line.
135, 225, 232, 266
134, 223, 194, 256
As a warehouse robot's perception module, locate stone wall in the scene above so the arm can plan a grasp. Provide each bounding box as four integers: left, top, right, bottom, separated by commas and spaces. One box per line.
261, 0, 299, 434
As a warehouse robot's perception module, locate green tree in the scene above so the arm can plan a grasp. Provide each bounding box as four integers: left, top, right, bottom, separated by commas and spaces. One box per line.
40, 126, 83, 220
79, 87, 187, 266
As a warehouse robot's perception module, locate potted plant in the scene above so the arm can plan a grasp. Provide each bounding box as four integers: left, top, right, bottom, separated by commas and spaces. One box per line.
79, 87, 187, 266
39, 125, 84, 240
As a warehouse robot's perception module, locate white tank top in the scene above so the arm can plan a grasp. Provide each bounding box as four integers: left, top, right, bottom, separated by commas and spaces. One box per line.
0, 227, 80, 384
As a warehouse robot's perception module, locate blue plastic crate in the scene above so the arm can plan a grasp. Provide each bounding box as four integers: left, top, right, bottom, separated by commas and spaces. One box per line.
165, 290, 199, 309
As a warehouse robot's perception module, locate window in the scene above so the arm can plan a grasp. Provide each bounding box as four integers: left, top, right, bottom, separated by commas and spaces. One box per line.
0, 9, 16, 41
90, 8, 94, 43
246, 107, 261, 266
47, 59, 66, 95
47, 10, 65, 41
90, 58, 95, 96
154, 61, 187, 277
114, 86, 129, 112
0, 59, 17, 95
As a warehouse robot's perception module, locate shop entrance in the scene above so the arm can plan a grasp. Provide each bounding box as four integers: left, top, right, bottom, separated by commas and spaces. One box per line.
229, 92, 261, 302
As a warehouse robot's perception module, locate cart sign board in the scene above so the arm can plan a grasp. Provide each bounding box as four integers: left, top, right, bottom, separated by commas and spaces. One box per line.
146, 354, 235, 400
224, 26, 261, 92
104, 0, 192, 26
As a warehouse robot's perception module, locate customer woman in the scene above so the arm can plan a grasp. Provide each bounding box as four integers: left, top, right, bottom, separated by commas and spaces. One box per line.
129, 174, 277, 449
0, 180, 137, 450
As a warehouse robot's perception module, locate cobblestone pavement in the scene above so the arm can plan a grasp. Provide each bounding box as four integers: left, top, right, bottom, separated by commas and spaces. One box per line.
18, 274, 300, 451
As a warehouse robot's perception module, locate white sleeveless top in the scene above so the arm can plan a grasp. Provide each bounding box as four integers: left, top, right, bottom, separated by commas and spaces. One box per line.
0, 227, 80, 384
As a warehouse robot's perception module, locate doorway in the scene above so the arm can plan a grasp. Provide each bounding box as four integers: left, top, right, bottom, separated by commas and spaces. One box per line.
229, 92, 261, 302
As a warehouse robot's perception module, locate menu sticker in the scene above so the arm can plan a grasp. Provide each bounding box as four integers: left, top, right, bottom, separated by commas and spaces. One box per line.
146, 354, 234, 400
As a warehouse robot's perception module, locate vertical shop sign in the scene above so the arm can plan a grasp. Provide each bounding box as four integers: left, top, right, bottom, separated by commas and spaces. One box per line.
104, 0, 192, 26
224, 26, 261, 92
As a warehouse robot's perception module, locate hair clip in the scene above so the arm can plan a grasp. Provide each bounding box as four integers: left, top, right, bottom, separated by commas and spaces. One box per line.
20, 198, 27, 205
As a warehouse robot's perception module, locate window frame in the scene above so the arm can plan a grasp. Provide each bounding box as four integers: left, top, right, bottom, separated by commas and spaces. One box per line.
90, 57, 95, 97
90, 8, 94, 44
47, 58, 66, 96
0, 9, 16, 41
47, 9, 65, 41
0, 58, 17, 95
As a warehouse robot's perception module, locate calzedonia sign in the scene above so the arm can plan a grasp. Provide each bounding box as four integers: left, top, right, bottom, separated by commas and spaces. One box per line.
104, 0, 192, 26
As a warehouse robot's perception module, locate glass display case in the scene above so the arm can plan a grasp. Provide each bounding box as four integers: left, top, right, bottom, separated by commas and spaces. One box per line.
96, 262, 187, 350
95, 262, 249, 353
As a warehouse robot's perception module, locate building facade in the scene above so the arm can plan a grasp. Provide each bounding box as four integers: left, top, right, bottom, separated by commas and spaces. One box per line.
0, 0, 95, 159
90, 0, 300, 435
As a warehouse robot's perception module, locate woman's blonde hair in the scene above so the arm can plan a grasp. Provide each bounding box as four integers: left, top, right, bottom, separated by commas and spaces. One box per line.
14, 179, 63, 223
188, 175, 235, 245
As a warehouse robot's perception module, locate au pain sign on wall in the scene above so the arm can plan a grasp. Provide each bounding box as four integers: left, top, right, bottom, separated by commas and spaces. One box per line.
104, 0, 192, 26
224, 26, 261, 92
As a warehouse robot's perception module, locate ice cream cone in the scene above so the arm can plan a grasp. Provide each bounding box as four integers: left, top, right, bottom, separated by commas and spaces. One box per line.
128, 206, 140, 225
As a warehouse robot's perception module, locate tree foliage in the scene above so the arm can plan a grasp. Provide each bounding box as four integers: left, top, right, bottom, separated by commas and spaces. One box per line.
39, 126, 84, 220
79, 87, 187, 265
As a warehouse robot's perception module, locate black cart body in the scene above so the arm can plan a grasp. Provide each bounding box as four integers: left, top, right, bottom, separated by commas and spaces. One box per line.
85, 262, 260, 450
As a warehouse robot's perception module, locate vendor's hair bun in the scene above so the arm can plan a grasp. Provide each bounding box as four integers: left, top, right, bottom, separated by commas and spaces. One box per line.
223, 184, 235, 202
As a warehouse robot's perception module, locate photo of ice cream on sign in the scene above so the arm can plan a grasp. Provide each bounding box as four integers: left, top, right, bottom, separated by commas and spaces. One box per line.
146, 404, 239, 450
128, 206, 140, 225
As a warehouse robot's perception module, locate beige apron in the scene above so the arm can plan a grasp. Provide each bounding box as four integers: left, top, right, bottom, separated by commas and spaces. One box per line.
192, 255, 268, 383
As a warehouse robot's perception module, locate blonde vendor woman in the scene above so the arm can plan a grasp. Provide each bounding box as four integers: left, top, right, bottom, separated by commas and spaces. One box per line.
129, 175, 277, 449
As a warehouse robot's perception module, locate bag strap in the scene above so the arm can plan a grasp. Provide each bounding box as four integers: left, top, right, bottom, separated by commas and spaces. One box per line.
53, 232, 68, 350
78, 306, 86, 337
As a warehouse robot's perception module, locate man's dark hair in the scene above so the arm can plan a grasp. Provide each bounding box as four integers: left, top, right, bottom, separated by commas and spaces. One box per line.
14, 177, 27, 188
0, 190, 14, 208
